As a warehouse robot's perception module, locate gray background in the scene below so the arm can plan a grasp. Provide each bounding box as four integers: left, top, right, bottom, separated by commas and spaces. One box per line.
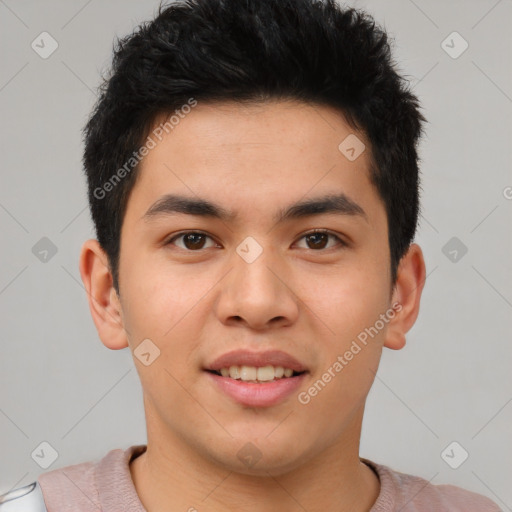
1, 0, 511, 507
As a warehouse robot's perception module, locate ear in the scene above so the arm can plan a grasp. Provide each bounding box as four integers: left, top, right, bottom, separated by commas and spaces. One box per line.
384, 243, 426, 350
78, 239, 128, 350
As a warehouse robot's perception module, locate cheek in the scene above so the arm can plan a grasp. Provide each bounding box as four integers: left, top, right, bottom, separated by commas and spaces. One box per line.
122, 258, 209, 341
298, 319, 384, 427
300, 259, 390, 343
296, 258, 390, 405
122, 268, 206, 407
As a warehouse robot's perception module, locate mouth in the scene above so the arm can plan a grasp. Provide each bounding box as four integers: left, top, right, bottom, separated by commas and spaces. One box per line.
205, 365, 306, 383
204, 368, 307, 407
203, 349, 309, 407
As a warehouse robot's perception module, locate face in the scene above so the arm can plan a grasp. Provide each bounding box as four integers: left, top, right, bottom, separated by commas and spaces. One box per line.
84, 100, 419, 475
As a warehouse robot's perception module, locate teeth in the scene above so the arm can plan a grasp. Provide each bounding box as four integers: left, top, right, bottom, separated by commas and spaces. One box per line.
229, 365, 240, 379
240, 366, 257, 381
216, 365, 300, 382
257, 366, 275, 382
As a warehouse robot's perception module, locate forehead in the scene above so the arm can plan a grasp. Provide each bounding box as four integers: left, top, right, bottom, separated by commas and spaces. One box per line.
124, 99, 383, 227
150, 99, 362, 155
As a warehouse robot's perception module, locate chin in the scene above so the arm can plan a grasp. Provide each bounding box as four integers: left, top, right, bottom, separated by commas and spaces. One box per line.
201, 435, 316, 477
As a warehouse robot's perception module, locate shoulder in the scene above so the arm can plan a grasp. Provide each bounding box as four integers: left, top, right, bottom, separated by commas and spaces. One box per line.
36, 455, 99, 511
35, 445, 146, 511
364, 459, 502, 512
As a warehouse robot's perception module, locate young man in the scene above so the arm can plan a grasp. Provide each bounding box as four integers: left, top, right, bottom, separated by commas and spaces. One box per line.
1, 0, 500, 510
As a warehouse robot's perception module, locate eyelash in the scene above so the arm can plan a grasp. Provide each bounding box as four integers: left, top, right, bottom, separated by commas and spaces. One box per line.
164, 229, 348, 252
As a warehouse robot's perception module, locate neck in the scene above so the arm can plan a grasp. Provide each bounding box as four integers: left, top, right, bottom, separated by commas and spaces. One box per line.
130, 402, 380, 512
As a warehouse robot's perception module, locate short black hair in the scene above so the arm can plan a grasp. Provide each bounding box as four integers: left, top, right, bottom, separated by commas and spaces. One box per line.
83, 0, 426, 295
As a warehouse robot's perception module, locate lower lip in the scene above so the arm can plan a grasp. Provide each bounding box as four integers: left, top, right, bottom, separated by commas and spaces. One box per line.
205, 371, 307, 407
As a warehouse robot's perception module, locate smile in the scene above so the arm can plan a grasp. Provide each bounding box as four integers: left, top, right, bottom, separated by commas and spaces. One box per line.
208, 364, 304, 382
205, 368, 307, 407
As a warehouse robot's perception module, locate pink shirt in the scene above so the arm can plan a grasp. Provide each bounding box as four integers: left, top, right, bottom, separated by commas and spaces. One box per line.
37, 444, 501, 511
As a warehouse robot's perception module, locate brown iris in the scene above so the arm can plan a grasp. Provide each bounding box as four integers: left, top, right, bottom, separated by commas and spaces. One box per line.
182, 233, 208, 250
305, 232, 329, 250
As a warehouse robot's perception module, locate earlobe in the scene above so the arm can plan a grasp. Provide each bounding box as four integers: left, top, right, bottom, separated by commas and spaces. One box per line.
383, 243, 426, 351
78, 239, 129, 350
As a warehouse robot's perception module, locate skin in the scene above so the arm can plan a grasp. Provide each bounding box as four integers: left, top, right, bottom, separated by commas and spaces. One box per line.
79, 99, 426, 512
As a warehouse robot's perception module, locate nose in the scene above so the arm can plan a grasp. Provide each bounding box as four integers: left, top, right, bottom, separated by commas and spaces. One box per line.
214, 243, 300, 331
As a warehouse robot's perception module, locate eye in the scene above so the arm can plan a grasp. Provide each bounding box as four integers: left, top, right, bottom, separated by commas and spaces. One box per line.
165, 231, 217, 251
295, 229, 347, 250
165, 229, 347, 252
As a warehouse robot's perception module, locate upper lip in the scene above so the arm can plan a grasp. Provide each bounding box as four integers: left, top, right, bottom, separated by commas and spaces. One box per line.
205, 349, 308, 373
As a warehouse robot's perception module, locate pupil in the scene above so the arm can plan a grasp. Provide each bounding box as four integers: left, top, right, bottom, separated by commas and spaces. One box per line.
185, 233, 205, 249
307, 233, 327, 249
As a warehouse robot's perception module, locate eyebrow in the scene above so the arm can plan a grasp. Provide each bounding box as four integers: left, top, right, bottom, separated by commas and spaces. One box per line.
141, 192, 368, 225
